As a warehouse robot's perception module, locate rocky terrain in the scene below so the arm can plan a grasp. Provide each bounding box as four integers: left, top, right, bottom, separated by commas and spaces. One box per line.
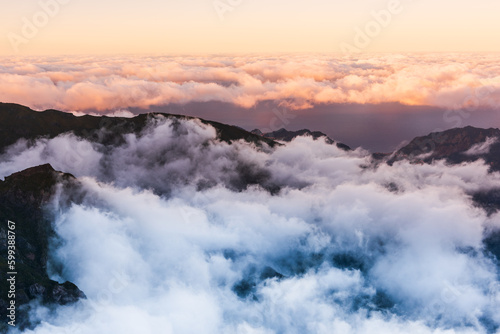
0, 164, 85, 330
251, 128, 351, 151
0, 103, 277, 156
388, 126, 500, 171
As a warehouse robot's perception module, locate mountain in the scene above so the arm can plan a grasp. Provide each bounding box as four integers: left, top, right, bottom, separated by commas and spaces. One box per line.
251, 128, 351, 151
0, 103, 278, 155
0, 164, 85, 329
1, 103, 500, 331
387, 126, 500, 171
375, 126, 500, 216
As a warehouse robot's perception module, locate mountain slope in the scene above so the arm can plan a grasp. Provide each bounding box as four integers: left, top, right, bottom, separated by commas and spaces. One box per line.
251, 128, 351, 151
0, 164, 85, 329
0, 103, 277, 155
388, 126, 500, 171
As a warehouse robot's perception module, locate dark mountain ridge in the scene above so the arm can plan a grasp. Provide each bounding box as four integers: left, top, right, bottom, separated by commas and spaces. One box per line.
380, 126, 500, 215
386, 126, 500, 171
0, 103, 278, 155
251, 128, 352, 151
0, 164, 85, 330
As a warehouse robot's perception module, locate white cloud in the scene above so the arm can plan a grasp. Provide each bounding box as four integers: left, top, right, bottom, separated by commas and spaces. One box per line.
3, 116, 500, 334
465, 137, 498, 156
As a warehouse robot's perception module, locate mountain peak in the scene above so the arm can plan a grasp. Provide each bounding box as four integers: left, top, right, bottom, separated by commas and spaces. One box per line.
389, 126, 500, 170
0, 164, 85, 322
5, 163, 55, 180
251, 128, 351, 151
0, 103, 278, 155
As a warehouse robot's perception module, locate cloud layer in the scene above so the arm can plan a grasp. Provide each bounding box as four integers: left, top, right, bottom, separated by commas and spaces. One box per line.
1, 116, 500, 333
0, 54, 499, 113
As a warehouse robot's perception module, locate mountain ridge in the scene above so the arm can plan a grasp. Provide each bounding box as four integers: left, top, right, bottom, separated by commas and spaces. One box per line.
0, 103, 278, 155
2, 103, 500, 330
387, 125, 500, 171
251, 128, 352, 151
2, 102, 500, 170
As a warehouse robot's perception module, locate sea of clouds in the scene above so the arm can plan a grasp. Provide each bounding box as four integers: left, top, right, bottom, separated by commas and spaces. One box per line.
1, 115, 500, 334
0, 54, 499, 113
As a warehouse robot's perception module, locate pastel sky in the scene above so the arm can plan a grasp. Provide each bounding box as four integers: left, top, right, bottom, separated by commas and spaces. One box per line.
1, 0, 500, 55
1, 1, 500, 150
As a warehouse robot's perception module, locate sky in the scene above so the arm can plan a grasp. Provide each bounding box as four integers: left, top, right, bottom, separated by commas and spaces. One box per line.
1, 0, 500, 55
1, 1, 500, 150
1, 3, 500, 332
1, 53, 499, 151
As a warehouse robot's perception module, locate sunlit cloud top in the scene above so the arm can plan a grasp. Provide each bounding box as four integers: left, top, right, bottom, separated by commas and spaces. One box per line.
0, 53, 499, 113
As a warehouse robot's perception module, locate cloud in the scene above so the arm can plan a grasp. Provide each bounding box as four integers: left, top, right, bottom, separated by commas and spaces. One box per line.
0, 54, 499, 113
465, 137, 498, 156
2, 116, 500, 333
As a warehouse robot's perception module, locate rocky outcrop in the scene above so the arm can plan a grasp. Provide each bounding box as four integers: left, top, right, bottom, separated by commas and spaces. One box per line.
0, 164, 85, 328
251, 128, 351, 151
388, 126, 500, 171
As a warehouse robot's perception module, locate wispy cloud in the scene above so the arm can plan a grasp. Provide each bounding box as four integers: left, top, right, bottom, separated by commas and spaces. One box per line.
3, 117, 500, 333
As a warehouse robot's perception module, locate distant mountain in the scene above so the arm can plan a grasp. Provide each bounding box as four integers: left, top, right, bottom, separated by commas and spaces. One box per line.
0, 103, 278, 155
387, 126, 500, 171
251, 128, 351, 151
0, 164, 85, 329
375, 126, 500, 215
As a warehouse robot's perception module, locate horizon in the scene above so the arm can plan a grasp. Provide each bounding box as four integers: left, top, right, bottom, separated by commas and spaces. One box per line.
1, 52, 499, 151
2, 2, 500, 333
3, 100, 500, 154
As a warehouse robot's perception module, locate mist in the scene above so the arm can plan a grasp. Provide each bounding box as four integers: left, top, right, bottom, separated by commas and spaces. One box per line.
2, 116, 500, 334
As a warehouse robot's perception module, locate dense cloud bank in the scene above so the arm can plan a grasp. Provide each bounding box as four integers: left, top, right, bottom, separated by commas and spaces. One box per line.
0, 54, 499, 113
1, 117, 500, 333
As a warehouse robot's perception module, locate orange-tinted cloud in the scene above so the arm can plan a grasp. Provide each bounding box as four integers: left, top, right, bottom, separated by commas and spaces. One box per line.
0, 54, 499, 113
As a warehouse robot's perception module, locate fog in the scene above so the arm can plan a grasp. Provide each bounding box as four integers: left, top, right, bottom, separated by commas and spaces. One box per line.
2, 116, 500, 334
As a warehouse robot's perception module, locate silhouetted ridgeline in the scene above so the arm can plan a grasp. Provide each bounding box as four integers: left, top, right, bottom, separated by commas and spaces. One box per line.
0, 103, 277, 155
